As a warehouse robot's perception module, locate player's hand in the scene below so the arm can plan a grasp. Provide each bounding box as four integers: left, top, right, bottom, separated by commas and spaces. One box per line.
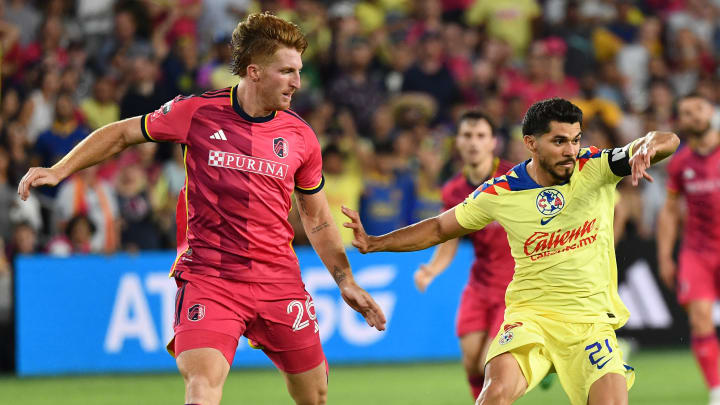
658, 256, 677, 290
18, 167, 62, 201
414, 265, 436, 292
629, 142, 656, 186
342, 206, 372, 253
338, 279, 387, 331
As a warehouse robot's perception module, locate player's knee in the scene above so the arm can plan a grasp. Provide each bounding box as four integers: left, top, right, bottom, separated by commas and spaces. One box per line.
689, 318, 714, 335
185, 373, 223, 399
476, 379, 519, 405
689, 306, 714, 334
292, 385, 327, 405
589, 392, 627, 405
316, 384, 328, 405
462, 352, 484, 376
607, 397, 628, 405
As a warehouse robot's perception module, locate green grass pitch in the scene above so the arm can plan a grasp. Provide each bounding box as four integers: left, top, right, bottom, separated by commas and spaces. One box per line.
0, 349, 707, 404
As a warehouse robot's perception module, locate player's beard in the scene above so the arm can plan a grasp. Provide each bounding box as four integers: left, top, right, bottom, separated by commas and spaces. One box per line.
260, 87, 291, 111
277, 93, 292, 110
681, 121, 711, 138
463, 149, 485, 168
538, 155, 575, 183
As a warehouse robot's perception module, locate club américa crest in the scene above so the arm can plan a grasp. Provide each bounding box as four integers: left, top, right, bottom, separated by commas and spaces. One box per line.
273, 137, 289, 158
536, 188, 565, 216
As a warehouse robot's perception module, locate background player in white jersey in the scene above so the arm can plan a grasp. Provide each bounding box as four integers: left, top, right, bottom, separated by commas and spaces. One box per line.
343, 98, 679, 405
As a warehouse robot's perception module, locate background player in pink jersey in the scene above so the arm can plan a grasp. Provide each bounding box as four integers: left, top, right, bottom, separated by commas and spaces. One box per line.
17, 12, 386, 405
413, 110, 515, 400
658, 93, 720, 405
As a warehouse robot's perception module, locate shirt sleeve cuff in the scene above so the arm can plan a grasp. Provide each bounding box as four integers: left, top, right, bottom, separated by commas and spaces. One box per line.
295, 175, 325, 194
140, 114, 156, 142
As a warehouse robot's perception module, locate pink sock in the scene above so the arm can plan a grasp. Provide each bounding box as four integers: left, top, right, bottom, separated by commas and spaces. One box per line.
468, 374, 484, 400
691, 333, 720, 388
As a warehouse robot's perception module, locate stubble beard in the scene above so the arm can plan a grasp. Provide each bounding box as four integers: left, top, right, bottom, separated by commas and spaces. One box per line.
682, 122, 711, 138
538, 155, 574, 183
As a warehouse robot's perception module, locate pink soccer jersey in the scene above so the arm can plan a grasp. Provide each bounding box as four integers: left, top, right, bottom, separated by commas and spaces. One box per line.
442, 158, 515, 297
666, 145, 720, 253
140, 86, 324, 282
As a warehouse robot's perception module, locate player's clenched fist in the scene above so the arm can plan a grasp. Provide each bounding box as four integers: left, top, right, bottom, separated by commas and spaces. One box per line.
342, 205, 372, 253
18, 167, 62, 201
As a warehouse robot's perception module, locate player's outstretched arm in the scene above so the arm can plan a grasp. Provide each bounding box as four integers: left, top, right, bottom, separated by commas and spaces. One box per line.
415, 238, 460, 292
626, 131, 680, 186
657, 191, 681, 289
295, 191, 387, 331
342, 206, 471, 253
18, 116, 147, 200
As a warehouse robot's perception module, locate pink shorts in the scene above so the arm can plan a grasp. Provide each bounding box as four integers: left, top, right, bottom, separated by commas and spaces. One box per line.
166, 271, 325, 374
677, 249, 720, 305
456, 282, 506, 337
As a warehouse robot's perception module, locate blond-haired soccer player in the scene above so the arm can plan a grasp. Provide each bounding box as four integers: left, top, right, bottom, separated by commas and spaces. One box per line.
343, 98, 679, 405
18, 13, 386, 405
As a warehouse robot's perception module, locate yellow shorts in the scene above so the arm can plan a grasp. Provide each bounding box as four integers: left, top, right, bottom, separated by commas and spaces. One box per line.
486, 315, 635, 405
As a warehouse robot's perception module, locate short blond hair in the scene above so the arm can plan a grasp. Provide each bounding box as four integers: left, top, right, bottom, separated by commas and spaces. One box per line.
230, 12, 308, 77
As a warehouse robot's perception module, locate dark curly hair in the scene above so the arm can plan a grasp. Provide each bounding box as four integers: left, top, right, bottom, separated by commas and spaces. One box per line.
521, 98, 583, 136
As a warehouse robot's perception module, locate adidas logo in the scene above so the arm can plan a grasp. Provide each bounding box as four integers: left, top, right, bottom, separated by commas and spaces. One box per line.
210, 129, 227, 140
618, 259, 672, 329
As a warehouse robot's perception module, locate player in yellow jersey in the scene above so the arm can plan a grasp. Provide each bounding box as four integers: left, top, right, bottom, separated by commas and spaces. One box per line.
342, 98, 679, 405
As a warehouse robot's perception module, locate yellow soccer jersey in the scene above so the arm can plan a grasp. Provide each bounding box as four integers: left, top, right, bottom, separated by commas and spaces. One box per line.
455, 145, 635, 327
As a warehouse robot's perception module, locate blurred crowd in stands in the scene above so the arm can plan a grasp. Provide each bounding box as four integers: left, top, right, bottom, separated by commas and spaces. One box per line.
0, 0, 717, 270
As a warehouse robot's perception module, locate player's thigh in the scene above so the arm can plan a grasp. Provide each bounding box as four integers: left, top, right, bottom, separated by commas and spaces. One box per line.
487, 300, 507, 337
456, 284, 496, 337
460, 331, 488, 374
176, 347, 231, 390
553, 325, 633, 405
478, 353, 529, 403
485, 318, 552, 393
687, 299, 715, 335
587, 372, 628, 405
169, 272, 249, 365
282, 360, 328, 404
678, 250, 715, 305
247, 283, 325, 373
479, 333, 495, 373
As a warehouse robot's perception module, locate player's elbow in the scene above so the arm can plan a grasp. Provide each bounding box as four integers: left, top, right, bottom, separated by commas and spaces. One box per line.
657, 204, 678, 230
432, 216, 454, 247
656, 131, 680, 156
648, 131, 680, 164
666, 132, 680, 152
429, 218, 443, 247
